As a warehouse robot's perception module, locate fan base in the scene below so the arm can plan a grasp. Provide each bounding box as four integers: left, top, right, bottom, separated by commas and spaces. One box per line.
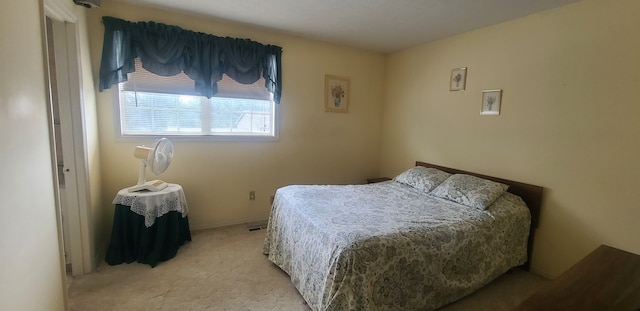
128, 180, 168, 192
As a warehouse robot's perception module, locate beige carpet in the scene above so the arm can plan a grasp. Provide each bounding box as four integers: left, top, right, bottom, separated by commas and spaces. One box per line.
68, 224, 549, 310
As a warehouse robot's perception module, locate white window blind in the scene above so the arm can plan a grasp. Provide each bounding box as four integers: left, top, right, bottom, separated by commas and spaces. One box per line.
118, 59, 276, 138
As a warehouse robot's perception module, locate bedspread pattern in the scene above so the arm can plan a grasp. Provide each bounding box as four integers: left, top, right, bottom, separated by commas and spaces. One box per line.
263, 181, 530, 311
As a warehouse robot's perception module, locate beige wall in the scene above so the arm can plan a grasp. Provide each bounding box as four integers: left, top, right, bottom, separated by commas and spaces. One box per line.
0, 1, 66, 310
86, 1, 385, 242
381, 0, 640, 278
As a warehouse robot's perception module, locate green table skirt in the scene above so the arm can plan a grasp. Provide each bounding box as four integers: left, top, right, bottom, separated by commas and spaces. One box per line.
105, 204, 191, 267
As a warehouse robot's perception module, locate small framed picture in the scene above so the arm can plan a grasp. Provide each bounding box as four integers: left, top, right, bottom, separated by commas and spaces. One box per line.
450, 67, 467, 91
481, 89, 502, 115
325, 75, 350, 113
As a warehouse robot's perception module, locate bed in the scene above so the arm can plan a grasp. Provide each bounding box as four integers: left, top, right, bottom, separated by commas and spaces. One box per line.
263, 161, 543, 311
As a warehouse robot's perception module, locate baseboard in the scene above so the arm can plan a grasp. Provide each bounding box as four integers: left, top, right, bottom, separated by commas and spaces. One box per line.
190, 218, 269, 232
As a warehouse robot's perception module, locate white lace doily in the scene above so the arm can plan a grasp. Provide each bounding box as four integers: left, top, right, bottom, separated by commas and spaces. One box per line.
112, 183, 188, 227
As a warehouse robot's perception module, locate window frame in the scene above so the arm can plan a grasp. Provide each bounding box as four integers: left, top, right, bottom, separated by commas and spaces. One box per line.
113, 89, 280, 142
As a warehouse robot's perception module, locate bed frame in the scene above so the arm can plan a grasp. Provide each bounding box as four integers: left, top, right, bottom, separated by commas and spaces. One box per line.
416, 161, 543, 270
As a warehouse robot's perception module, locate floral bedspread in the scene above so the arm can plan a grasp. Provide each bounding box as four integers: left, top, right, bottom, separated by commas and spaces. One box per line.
263, 181, 530, 311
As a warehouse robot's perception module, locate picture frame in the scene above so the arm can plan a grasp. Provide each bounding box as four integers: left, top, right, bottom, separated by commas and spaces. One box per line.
450, 67, 467, 91
481, 89, 502, 115
325, 75, 350, 113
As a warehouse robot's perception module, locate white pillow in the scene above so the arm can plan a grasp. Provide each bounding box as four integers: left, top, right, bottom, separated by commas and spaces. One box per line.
430, 174, 509, 210
393, 166, 451, 193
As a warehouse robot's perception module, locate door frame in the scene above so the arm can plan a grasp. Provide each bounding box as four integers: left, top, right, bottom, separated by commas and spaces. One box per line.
43, 0, 93, 276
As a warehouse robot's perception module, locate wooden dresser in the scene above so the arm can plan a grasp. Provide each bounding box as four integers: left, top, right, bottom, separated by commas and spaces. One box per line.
517, 245, 640, 311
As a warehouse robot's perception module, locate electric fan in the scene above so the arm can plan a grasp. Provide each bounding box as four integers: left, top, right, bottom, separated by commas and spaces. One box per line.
127, 138, 174, 192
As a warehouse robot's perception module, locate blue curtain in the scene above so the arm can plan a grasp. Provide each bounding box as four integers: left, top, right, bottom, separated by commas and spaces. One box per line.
98, 16, 283, 104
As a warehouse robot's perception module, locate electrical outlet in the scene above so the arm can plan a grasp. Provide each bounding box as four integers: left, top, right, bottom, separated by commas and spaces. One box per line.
249, 191, 256, 200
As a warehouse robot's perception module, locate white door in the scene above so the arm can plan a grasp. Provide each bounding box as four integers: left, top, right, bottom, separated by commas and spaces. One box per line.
44, 11, 91, 276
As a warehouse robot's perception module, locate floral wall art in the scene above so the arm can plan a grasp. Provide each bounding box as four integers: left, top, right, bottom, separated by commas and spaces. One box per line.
325, 75, 350, 112
450, 67, 467, 91
481, 89, 502, 115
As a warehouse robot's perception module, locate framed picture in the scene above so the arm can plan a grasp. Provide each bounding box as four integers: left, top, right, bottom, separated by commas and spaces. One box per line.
481, 89, 502, 115
325, 75, 350, 113
450, 67, 467, 91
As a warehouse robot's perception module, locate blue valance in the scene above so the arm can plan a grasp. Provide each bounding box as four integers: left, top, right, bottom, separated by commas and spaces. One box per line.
98, 16, 282, 104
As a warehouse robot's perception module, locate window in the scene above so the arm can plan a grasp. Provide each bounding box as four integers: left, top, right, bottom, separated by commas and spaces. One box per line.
118, 59, 276, 139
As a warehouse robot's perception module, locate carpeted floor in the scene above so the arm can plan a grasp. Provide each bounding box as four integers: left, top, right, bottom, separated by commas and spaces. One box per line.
68, 224, 549, 310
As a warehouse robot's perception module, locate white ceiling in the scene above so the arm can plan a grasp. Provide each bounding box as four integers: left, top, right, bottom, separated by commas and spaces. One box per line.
116, 0, 581, 53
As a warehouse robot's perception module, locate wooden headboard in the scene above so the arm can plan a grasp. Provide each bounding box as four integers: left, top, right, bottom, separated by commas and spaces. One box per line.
416, 161, 543, 270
